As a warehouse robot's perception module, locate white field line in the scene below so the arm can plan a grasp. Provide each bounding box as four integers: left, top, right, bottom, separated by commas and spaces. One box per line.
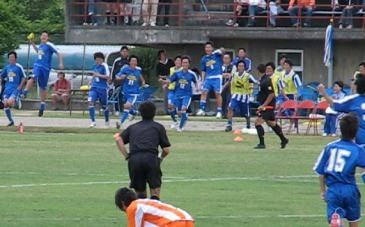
0, 175, 319, 189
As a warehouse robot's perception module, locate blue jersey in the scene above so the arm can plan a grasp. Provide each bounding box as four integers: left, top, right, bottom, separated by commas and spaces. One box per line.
232, 57, 252, 72
1, 63, 26, 91
201, 50, 223, 79
333, 94, 365, 145
91, 63, 110, 89
168, 69, 197, 97
34, 42, 58, 70
313, 139, 365, 186
117, 65, 142, 94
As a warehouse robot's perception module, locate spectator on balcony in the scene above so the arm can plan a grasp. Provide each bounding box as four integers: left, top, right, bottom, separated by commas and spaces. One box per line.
288, 0, 315, 27
232, 48, 252, 72
338, 0, 360, 29
156, 50, 175, 114
101, 0, 118, 25
247, 0, 266, 27
51, 72, 71, 110
84, 0, 98, 25
269, 0, 288, 27
132, 0, 143, 24
157, 0, 171, 26
142, 0, 159, 26
226, 0, 249, 27
120, 0, 133, 25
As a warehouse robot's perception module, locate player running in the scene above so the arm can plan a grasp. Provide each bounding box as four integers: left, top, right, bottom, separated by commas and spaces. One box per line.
1, 51, 26, 126
116, 55, 145, 129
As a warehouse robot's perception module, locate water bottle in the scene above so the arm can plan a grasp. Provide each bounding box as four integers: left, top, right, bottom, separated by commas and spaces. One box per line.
18, 122, 24, 134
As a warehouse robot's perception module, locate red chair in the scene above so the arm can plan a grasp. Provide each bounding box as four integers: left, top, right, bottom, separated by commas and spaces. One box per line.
306, 101, 329, 135
290, 100, 316, 134
276, 100, 298, 134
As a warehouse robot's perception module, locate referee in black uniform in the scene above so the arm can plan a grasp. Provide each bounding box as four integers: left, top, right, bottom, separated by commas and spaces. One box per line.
254, 62, 289, 149
115, 101, 171, 200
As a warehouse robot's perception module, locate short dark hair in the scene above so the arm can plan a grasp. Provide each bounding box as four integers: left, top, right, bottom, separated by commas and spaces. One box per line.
279, 54, 287, 61
358, 62, 365, 68
58, 72, 65, 77
265, 62, 276, 71
120, 46, 129, 51
139, 101, 156, 120
205, 41, 214, 47
7, 51, 17, 59
157, 49, 166, 58
334, 80, 344, 90
42, 30, 49, 36
238, 48, 246, 52
256, 64, 266, 74
129, 55, 138, 62
94, 52, 105, 60
355, 73, 365, 94
340, 113, 359, 140
115, 187, 138, 210
236, 60, 245, 68
181, 55, 191, 63
174, 55, 182, 61
284, 59, 293, 67
223, 53, 231, 58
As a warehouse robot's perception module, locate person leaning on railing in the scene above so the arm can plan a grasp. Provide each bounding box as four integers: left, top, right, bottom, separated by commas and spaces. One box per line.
288, 0, 315, 27
247, 0, 266, 27
338, 0, 361, 29
226, 0, 249, 27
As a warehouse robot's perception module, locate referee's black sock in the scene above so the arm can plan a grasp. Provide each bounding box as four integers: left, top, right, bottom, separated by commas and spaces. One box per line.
271, 124, 286, 141
150, 195, 160, 200
255, 125, 265, 145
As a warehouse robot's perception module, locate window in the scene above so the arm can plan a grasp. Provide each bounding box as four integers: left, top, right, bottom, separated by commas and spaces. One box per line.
275, 49, 304, 81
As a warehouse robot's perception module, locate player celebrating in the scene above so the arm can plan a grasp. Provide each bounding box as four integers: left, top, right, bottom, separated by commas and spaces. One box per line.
115, 187, 195, 227
196, 42, 225, 118
167, 55, 182, 129
254, 62, 288, 149
162, 56, 199, 132
1, 51, 26, 126
225, 60, 258, 132
88, 52, 111, 128
116, 55, 145, 129
313, 113, 365, 227
22, 31, 64, 117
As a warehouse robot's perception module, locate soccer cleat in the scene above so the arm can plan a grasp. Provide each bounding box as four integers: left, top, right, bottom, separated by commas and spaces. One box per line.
170, 121, 178, 129
7, 121, 14, 126
331, 133, 337, 137
38, 109, 44, 117
89, 122, 96, 128
196, 109, 206, 116
225, 125, 232, 132
254, 144, 266, 149
281, 138, 289, 149
128, 111, 138, 121
104, 122, 110, 128
330, 212, 343, 227
116, 121, 121, 129
216, 112, 222, 119
322, 133, 328, 137
115, 111, 120, 116
177, 127, 184, 132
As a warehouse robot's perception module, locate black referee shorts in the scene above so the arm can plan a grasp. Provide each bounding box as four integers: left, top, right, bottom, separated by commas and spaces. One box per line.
259, 109, 276, 122
128, 152, 162, 192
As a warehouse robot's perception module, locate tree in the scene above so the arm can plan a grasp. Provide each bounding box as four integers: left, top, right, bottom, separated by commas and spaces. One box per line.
0, 1, 25, 66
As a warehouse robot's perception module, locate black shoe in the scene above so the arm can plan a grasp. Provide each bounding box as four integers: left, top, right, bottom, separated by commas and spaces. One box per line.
246, 125, 251, 129
7, 121, 14, 126
116, 122, 121, 129
38, 109, 44, 117
254, 144, 266, 149
281, 138, 289, 149
225, 125, 232, 132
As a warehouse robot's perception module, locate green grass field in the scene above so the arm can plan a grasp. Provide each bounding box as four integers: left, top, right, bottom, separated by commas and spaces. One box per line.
0, 127, 364, 227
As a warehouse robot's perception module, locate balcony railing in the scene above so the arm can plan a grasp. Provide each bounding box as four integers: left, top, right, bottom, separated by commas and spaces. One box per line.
69, 0, 365, 29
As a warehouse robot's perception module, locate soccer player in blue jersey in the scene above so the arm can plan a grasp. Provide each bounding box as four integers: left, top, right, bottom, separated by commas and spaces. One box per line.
166, 56, 182, 129
1, 51, 26, 126
88, 52, 111, 128
196, 42, 225, 118
163, 56, 198, 132
313, 113, 365, 227
23, 31, 64, 117
318, 74, 365, 147
115, 55, 145, 129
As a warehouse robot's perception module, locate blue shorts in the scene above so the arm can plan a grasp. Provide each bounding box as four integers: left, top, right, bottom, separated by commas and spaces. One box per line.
276, 94, 285, 106
123, 93, 139, 105
3, 89, 20, 101
33, 65, 50, 90
174, 96, 192, 111
326, 184, 361, 223
167, 90, 176, 106
88, 87, 108, 106
229, 94, 250, 117
203, 78, 222, 93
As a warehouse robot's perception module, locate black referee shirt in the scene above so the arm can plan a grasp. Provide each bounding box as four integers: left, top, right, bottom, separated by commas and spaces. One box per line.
257, 74, 276, 107
121, 120, 171, 155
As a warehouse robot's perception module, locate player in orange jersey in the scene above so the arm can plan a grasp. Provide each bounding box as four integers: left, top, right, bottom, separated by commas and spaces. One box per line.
115, 187, 195, 227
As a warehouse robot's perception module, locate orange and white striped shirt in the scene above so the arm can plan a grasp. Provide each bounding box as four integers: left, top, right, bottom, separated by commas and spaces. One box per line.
126, 199, 195, 227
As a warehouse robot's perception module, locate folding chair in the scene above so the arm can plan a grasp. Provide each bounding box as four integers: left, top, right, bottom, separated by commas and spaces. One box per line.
107, 86, 123, 114
276, 100, 298, 134
306, 100, 328, 135
136, 86, 158, 105
290, 100, 316, 134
